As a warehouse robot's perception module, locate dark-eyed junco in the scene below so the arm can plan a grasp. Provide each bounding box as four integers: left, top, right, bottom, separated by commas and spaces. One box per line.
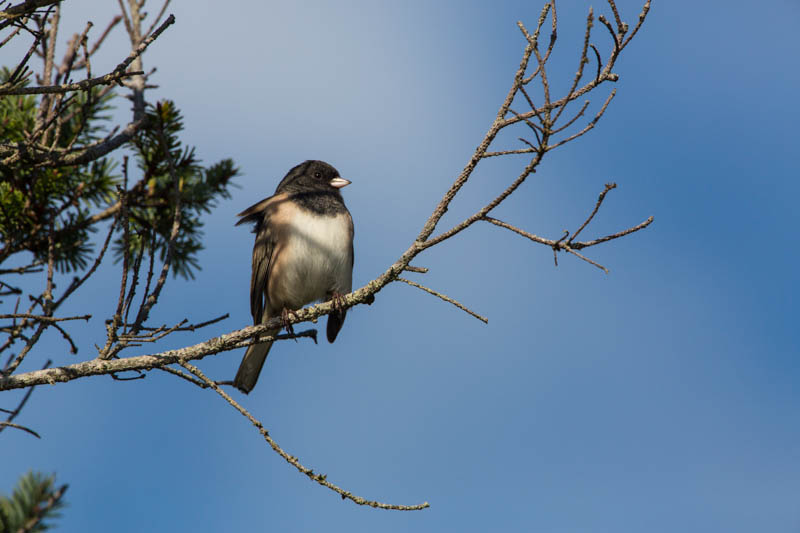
233, 160, 354, 394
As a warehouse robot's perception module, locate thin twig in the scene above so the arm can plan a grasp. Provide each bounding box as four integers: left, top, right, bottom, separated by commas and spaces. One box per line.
553, 7, 593, 124
0, 420, 41, 438
520, 1, 554, 82
50, 322, 78, 353
621, 1, 650, 50
482, 213, 652, 273
0, 359, 50, 438
422, 153, 545, 249
397, 277, 487, 323
0, 14, 175, 95
589, 44, 602, 83
54, 217, 116, 310
118, 313, 229, 333
482, 217, 607, 271
483, 148, 537, 158
597, 15, 620, 57
546, 89, 615, 151
74, 15, 122, 67
569, 182, 616, 244
551, 99, 590, 135
570, 215, 653, 249
178, 361, 430, 511
157, 364, 209, 388
563, 246, 609, 273
1, 68, 142, 96
131, 101, 183, 330
98, 188, 130, 359
144, 0, 171, 38
0, 314, 90, 322
0, 262, 44, 275
415, 17, 536, 244
606, 0, 625, 35
0, 0, 59, 21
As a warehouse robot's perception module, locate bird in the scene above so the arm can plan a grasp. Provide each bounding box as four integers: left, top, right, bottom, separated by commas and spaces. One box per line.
233, 160, 354, 394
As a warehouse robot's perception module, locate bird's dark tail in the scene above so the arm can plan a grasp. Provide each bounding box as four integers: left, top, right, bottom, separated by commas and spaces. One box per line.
233, 328, 279, 393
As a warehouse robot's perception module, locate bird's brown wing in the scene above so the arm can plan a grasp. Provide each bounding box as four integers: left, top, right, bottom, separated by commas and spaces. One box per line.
236, 193, 290, 324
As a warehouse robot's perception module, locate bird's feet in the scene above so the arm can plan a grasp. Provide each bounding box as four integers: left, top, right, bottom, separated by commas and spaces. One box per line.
281, 307, 299, 339
330, 292, 346, 316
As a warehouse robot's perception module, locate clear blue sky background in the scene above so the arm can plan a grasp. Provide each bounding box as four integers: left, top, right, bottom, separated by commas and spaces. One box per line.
2, 1, 799, 531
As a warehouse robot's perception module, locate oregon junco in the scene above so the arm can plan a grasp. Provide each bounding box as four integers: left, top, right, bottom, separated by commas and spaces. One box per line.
233, 160, 354, 394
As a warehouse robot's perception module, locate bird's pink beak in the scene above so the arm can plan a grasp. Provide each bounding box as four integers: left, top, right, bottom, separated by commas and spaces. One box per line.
329, 177, 351, 189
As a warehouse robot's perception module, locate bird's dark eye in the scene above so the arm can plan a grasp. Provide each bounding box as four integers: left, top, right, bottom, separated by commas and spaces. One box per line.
313, 172, 322, 179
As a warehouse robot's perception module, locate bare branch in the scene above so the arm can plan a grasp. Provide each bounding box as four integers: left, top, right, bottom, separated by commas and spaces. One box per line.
563, 246, 609, 273
546, 89, 615, 151
0, 420, 41, 438
569, 182, 616, 243
570, 215, 653, 249
53, 217, 117, 310
130, 101, 183, 330
482, 216, 608, 271
397, 277, 487, 323
1, 113, 147, 167
414, 17, 536, 244
155, 363, 208, 387
482, 206, 653, 273
179, 360, 430, 511
1, 12, 174, 96
553, 7, 593, 124
551, 99, 590, 135
0, 320, 331, 390
621, 1, 651, 50
482, 147, 537, 158
120, 313, 229, 333
74, 15, 123, 68
422, 153, 544, 249
0, 314, 90, 322
3, 23, 41, 86
0, 0, 59, 20
144, 0, 171, 38
98, 188, 130, 358
50, 320, 78, 353
589, 44, 602, 83
606, 0, 625, 35
0, 262, 44, 275
0, 68, 142, 96
0, 359, 50, 438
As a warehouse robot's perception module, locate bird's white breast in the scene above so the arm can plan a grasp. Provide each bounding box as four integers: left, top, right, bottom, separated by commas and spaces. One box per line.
278, 209, 352, 308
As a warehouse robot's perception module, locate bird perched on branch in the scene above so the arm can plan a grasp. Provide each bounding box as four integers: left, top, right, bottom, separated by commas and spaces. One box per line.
233, 160, 354, 394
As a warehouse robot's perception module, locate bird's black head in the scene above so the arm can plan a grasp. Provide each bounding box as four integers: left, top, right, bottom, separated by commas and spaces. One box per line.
275, 160, 350, 196
275, 160, 351, 215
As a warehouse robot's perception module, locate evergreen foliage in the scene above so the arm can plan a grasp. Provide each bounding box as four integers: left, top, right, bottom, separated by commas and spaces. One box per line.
0, 471, 66, 533
0, 69, 239, 279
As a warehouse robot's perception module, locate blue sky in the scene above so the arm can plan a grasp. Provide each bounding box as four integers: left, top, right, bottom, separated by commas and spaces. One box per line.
2, 1, 799, 531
